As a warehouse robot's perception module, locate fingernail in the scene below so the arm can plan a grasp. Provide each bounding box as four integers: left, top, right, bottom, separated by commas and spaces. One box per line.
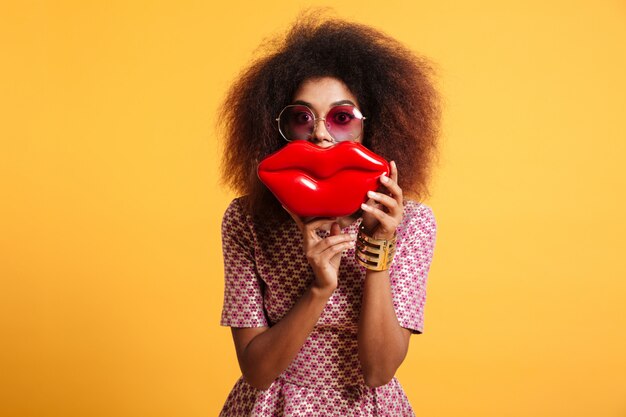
381, 175, 389, 183
367, 191, 376, 198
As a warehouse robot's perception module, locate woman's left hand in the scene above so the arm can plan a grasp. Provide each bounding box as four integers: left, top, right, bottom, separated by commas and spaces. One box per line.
360, 160, 404, 240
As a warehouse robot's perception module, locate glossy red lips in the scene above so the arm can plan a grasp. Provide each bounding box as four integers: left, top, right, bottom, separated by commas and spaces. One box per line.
257, 140, 390, 218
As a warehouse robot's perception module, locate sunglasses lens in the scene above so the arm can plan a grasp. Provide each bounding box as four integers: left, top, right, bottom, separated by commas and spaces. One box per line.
326, 105, 364, 142
279, 105, 314, 141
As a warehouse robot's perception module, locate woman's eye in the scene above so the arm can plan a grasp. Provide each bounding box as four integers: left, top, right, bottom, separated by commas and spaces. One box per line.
333, 112, 354, 124
294, 112, 313, 124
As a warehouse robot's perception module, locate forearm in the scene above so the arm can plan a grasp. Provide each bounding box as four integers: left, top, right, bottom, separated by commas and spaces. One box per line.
357, 269, 408, 387
241, 284, 332, 390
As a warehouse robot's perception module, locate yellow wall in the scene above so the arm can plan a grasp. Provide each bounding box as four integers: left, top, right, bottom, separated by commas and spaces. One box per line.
1, 1, 625, 416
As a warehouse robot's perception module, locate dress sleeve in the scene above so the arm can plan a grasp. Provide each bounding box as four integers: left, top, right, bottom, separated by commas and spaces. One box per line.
388, 203, 437, 334
220, 198, 269, 328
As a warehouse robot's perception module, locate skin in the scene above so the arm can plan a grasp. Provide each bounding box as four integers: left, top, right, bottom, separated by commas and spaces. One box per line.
229, 76, 412, 390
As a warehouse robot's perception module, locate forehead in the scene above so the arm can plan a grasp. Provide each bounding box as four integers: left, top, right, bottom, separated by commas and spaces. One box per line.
292, 77, 359, 110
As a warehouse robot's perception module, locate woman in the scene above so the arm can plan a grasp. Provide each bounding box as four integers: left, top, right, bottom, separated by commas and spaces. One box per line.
217, 11, 440, 417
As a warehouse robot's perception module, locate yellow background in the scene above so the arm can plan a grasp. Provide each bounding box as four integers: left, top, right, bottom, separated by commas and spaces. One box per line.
1, 1, 625, 416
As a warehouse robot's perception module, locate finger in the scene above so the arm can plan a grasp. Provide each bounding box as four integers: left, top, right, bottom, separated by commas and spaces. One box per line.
391, 160, 398, 183
390, 161, 403, 206
303, 217, 340, 230
366, 190, 399, 214
359, 196, 381, 230
307, 233, 354, 263
330, 222, 341, 236
363, 195, 385, 212
319, 239, 355, 260
313, 232, 356, 253
379, 173, 403, 205
360, 203, 396, 232
302, 217, 340, 239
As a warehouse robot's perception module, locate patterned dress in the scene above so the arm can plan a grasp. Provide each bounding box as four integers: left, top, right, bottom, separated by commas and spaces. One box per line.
219, 196, 437, 417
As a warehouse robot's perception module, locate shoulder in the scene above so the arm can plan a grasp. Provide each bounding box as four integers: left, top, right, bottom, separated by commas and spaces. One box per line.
399, 199, 436, 239
402, 199, 435, 223
221, 196, 253, 232
223, 195, 251, 219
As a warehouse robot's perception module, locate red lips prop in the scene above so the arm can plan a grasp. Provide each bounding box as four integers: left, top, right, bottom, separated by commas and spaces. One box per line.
257, 140, 390, 218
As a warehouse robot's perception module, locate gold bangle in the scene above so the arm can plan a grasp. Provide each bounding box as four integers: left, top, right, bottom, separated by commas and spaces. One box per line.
354, 225, 397, 271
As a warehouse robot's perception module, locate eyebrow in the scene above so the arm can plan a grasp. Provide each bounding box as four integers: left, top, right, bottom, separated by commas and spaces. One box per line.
292, 99, 357, 108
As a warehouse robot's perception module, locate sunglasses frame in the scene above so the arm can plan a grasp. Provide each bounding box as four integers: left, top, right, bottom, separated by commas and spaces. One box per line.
276, 104, 366, 143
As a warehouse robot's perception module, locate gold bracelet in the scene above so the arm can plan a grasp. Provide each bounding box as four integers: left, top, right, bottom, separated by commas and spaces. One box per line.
354, 225, 397, 271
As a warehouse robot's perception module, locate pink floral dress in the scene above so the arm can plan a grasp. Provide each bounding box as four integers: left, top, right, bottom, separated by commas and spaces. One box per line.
219, 196, 437, 416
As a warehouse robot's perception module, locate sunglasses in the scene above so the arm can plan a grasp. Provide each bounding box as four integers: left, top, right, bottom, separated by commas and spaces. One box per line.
276, 104, 366, 143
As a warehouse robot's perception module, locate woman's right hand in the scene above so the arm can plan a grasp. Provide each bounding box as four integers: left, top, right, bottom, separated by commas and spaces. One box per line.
283, 207, 356, 294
